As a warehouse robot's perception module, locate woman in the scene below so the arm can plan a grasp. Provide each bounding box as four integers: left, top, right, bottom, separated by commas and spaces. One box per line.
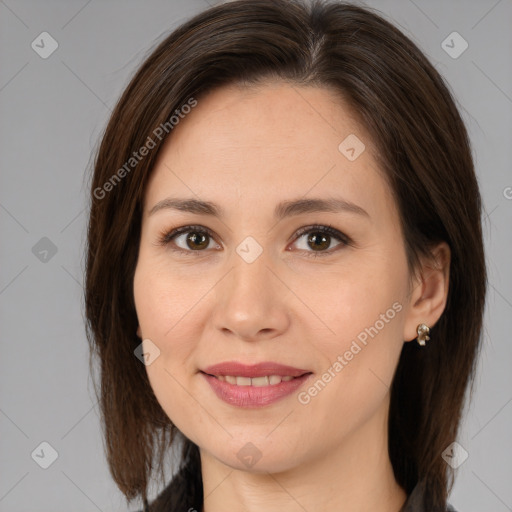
84, 1, 486, 511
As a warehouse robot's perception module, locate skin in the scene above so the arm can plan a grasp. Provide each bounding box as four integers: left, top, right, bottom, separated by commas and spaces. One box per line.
133, 81, 450, 512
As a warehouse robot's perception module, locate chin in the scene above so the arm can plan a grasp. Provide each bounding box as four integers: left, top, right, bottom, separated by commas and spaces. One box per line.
200, 435, 304, 475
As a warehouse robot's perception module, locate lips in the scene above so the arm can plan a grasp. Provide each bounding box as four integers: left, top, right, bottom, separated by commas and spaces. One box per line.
201, 361, 311, 379
200, 361, 313, 407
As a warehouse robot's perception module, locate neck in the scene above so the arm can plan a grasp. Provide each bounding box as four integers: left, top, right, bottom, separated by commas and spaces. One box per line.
200, 396, 407, 512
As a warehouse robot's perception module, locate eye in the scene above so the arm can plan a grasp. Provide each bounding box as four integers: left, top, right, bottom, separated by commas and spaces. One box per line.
290, 224, 351, 258
154, 224, 351, 257
155, 225, 220, 255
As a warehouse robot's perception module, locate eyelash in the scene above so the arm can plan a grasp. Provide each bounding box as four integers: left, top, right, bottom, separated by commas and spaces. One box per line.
154, 224, 352, 259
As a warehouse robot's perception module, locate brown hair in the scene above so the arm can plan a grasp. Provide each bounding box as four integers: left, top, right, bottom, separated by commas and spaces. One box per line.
84, 1, 487, 510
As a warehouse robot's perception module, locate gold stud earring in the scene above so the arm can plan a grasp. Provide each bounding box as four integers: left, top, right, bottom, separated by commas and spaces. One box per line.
416, 323, 430, 346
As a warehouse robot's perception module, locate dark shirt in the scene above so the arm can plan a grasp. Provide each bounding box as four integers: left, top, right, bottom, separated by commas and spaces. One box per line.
140, 479, 458, 511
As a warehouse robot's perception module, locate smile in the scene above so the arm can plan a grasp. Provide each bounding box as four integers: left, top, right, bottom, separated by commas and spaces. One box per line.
211, 375, 297, 386
200, 371, 312, 408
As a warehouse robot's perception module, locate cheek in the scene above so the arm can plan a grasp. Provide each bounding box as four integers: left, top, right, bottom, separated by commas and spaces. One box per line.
133, 255, 205, 345
300, 257, 407, 405
295, 286, 406, 448
305, 256, 406, 350
133, 258, 210, 434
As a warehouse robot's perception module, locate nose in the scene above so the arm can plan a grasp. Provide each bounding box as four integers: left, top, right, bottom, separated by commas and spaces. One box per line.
211, 250, 290, 342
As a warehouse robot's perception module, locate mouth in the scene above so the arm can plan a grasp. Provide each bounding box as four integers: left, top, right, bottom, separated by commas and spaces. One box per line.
200, 372, 310, 387
199, 362, 313, 408
201, 361, 311, 379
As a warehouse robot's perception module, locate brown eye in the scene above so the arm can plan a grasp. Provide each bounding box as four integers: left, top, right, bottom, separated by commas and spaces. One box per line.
184, 231, 210, 250
291, 225, 350, 257
306, 232, 331, 251
156, 225, 220, 255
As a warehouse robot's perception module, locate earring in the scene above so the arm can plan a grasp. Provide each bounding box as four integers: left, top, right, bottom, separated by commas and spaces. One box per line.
416, 323, 430, 346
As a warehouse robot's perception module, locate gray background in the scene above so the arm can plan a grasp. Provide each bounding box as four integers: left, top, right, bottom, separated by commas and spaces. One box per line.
1, 0, 511, 510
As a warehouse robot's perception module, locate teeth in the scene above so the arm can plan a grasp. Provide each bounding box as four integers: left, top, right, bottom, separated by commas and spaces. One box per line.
251, 376, 269, 387
269, 375, 283, 385
215, 375, 296, 386
236, 376, 252, 386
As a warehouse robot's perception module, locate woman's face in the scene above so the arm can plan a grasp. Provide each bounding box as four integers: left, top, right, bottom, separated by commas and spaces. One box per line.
133, 82, 416, 473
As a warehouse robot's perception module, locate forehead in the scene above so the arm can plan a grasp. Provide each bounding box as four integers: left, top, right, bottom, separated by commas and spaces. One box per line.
143, 82, 392, 221
166, 82, 366, 156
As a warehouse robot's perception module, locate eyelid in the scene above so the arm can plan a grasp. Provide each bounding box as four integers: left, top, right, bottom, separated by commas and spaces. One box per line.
290, 224, 351, 258
154, 224, 220, 251
154, 223, 352, 257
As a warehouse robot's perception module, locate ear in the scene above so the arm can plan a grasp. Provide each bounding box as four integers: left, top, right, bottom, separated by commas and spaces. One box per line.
136, 325, 142, 338
403, 241, 451, 342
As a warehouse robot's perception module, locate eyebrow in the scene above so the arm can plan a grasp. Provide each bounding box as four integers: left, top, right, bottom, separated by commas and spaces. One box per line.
148, 196, 370, 220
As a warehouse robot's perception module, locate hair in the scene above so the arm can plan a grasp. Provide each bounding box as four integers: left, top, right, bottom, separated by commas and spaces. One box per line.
84, 1, 487, 511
